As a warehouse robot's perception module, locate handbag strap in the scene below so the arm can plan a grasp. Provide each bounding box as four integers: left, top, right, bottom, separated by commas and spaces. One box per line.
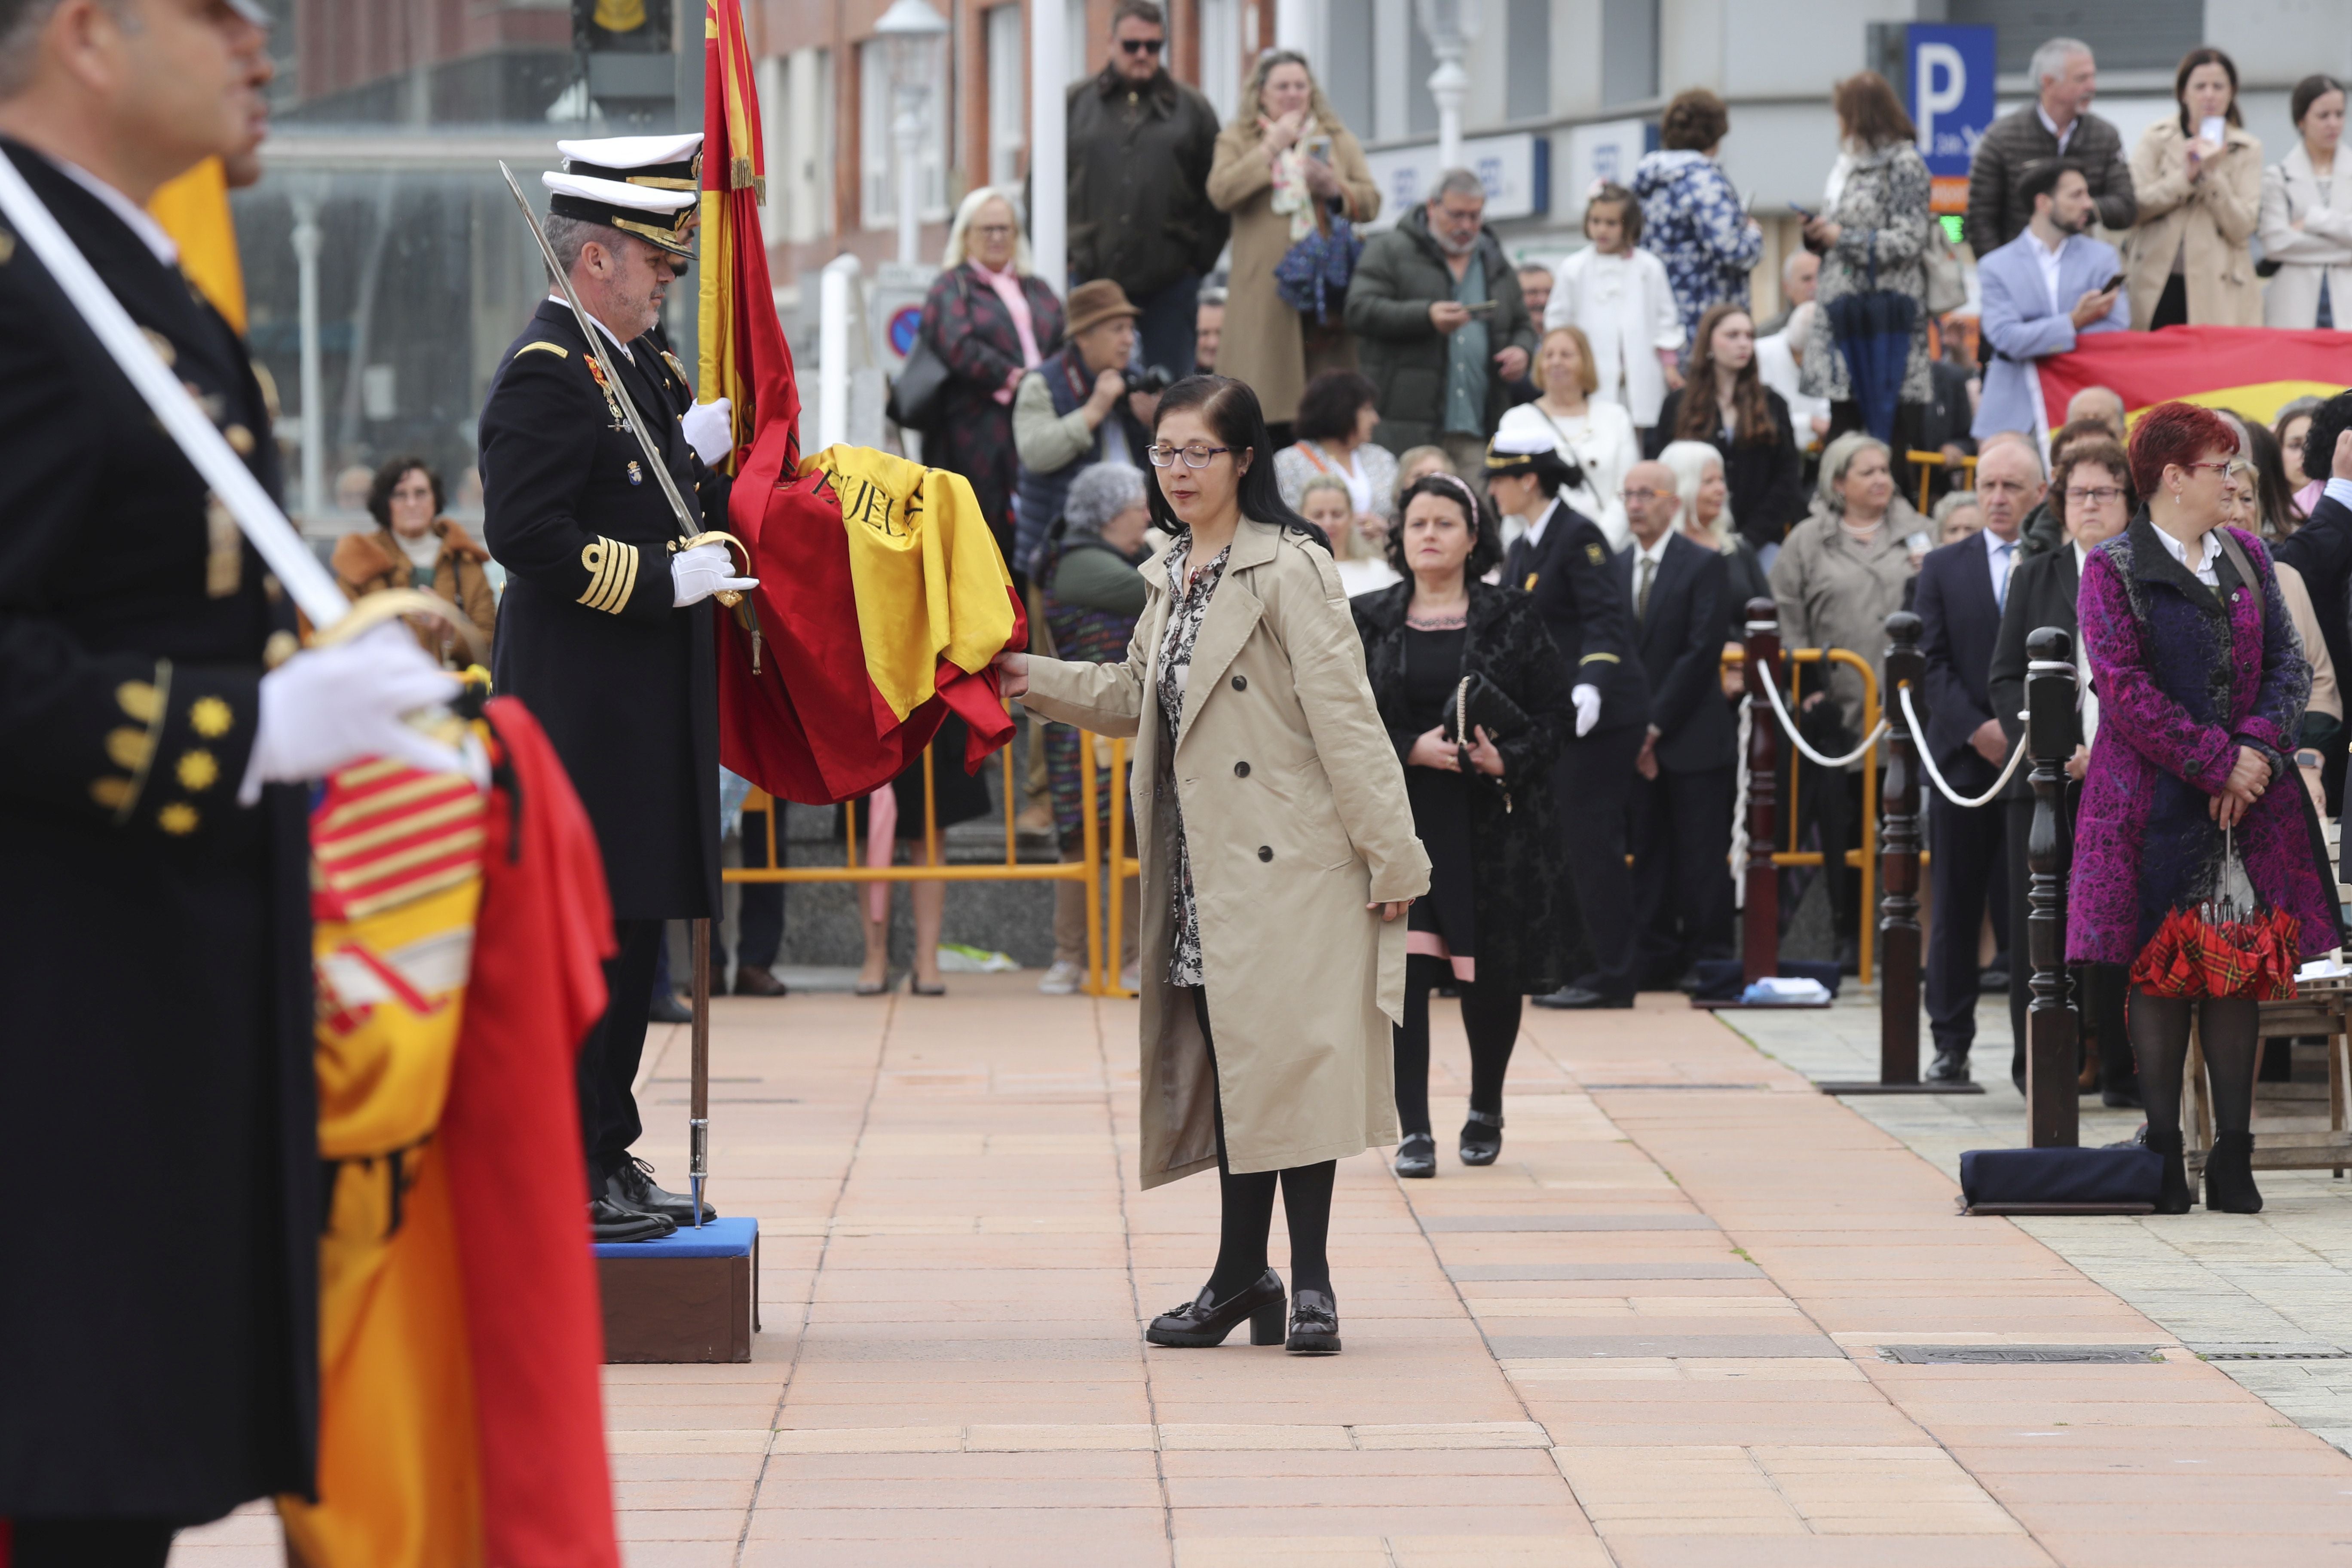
2213, 527, 2260, 595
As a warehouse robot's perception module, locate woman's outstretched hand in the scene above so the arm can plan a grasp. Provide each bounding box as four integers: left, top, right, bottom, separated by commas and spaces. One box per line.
1369, 900, 1413, 921
992, 650, 1030, 698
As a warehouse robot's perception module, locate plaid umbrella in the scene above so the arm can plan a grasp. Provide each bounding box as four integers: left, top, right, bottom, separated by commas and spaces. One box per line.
2128, 861, 2303, 1002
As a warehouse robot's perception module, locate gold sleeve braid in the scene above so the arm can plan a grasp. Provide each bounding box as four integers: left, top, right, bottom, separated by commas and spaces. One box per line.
578, 536, 640, 614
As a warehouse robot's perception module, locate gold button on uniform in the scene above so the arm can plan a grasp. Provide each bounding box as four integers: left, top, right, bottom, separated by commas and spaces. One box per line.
176, 749, 218, 792
189, 696, 233, 738
157, 802, 199, 835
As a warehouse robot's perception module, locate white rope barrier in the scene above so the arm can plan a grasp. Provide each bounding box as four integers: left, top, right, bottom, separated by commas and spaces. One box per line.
1753, 661, 1891, 770
1896, 684, 2031, 810
1730, 700, 1752, 910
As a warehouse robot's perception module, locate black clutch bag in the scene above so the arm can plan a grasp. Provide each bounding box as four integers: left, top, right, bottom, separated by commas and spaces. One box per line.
1439, 674, 1528, 745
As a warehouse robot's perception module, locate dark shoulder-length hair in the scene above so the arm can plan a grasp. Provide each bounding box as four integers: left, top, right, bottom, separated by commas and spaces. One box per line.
2174, 47, 2242, 135
367, 455, 443, 530
1385, 472, 1502, 579
1292, 369, 1378, 444
1674, 304, 1777, 448
1834, 71, 1915, 150
1146, 375, 1327, 550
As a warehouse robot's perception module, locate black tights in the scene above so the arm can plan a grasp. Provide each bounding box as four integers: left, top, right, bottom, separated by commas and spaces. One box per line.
1191, 988, 1336, 1299
5, 1519, 175, 1567
2128, 988, 2260, 1142
1392, 954, 1524, 1137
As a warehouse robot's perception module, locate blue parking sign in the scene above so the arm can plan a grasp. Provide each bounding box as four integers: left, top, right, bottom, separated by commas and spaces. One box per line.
1908, 24, 1995, 181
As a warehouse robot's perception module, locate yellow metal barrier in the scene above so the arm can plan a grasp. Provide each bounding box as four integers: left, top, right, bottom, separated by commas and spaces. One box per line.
726, 729, 1113, 995
1722, 645, 1882, 986
1905, 448, 1977, 513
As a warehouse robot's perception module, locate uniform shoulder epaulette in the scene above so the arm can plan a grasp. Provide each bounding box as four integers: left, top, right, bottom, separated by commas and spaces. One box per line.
514, 340, 569, 360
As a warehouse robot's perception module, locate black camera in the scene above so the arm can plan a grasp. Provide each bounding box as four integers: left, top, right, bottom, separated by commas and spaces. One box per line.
1123, 364, 1174, 396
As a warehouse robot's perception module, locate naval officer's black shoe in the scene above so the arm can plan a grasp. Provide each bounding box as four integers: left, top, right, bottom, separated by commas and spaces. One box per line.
591, 1194, 674, 1243
606, 1154, 716, 1225
649, 991, 692, 1024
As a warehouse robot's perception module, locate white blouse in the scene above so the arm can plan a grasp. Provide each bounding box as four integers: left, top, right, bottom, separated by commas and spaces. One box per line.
1493, 398, 1640, 551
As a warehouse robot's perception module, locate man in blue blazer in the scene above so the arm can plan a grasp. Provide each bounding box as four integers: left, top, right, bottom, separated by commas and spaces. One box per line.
1914, 439, 2039, 1083
1972, 159, 2129, 441
1616, 462, 1737, 989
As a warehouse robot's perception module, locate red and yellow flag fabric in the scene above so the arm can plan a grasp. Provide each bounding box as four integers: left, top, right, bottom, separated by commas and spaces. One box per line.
2036, 326, 2349, 437
278, 701, 620, 1568
698, 0, 792, 472
698, 0, 1024, 805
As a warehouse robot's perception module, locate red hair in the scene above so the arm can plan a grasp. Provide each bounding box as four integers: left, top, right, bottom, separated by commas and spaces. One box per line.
2128, 401, 2237, 499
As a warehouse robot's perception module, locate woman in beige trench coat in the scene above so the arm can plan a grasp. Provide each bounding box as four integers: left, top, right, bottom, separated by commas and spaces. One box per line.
1205, 52, 1381, 429
997, 376, 1430, 1357
2123, 49, 2264, 331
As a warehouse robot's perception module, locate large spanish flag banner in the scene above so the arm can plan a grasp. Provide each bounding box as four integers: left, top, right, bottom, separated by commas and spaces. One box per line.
2037, 325, 2351, 436
699, 0, 1023, 807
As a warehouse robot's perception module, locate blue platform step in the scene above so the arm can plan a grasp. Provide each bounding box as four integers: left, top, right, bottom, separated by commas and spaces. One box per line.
595, 1216, 759, 1363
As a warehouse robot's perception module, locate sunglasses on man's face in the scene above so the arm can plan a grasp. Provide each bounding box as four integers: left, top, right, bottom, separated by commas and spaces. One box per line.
1119, 35, 1164, 53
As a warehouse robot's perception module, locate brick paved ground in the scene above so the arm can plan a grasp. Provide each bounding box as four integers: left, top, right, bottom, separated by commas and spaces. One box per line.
173, 983, 2352, 1566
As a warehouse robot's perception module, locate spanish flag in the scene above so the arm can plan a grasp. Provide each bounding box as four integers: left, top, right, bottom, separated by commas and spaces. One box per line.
2036, 326, 2349, 437
278, 701, 620, 1568
698, 0, 1023, 805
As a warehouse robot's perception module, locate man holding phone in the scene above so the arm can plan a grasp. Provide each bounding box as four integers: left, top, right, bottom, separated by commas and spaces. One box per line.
1346, 167, 1538, 476
1972, 159, 2131, 440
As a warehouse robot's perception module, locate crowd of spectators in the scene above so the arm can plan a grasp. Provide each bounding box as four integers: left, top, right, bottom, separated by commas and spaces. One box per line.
861, 1, 2352, 1094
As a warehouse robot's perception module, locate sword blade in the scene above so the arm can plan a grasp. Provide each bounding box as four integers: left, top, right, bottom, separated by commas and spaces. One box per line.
496, 161, 702, 545
0, 152, 351, 629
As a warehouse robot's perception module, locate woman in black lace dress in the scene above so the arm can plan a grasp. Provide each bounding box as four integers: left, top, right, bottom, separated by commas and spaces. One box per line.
1353, 474, 1582, 1174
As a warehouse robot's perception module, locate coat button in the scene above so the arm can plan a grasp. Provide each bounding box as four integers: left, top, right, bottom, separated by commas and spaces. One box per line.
1257, 845, 1273, 862
1234, 761, 1250, 778
1231, 674, 1246, 690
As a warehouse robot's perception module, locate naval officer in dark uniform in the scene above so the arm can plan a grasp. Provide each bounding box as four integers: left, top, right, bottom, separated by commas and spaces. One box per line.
1486, 429, 1653, 1010
479, 148, 754, 1241
0, 0, 466, 1559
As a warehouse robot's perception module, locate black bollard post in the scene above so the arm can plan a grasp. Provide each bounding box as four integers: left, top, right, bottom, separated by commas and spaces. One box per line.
1877, 613, 1926, 1083
1741, 599, 1782, 989
2025, 627, 2080, 1148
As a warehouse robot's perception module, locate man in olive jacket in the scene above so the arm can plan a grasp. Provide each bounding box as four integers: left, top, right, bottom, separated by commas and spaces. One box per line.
1344, 169, 1537, 470
1065, 0, 1225, 377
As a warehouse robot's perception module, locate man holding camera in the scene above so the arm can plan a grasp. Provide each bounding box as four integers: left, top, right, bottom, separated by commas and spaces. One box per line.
1011, 279, 1162, 577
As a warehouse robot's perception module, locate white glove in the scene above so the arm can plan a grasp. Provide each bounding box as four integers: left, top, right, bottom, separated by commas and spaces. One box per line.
671, 540, 759, 607
238, 622, 466, 804
1571, 683, 1602, 738
681, 398, 734, 466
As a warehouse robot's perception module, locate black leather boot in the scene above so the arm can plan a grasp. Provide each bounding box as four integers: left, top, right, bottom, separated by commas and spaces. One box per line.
2204, 1130, 2263, 1213
2144, 1125, 2193, 1215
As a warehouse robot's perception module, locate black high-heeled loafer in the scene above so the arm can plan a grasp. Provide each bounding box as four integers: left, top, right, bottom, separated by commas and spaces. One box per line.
1286, 1287, 1341, 1354
1145, 1269, 1287, 1348
1394, 1133, 1437, 1178
1459, 1109, 1503, 1166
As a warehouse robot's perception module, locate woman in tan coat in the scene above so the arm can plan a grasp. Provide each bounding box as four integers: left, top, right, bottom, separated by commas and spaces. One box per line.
1205, 52, 1380, 430
2124, 49, 2263, 330
329, 456, 497, 667
997, 376, 1428, 1357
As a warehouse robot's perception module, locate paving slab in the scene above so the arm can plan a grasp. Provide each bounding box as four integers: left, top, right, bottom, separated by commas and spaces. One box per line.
163, 981, 2352, 1566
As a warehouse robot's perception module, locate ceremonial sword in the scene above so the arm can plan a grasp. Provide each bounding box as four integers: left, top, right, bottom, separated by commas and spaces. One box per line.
496, 161, 750, 619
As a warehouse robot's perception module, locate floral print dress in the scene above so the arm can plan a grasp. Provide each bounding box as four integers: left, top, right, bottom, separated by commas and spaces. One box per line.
1631, 150, 1766, 349
1156, 532, 1231, 988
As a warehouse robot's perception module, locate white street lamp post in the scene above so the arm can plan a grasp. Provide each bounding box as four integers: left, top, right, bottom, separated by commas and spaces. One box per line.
1029, 0, 1067, 292
876, 0, 949, 267
1414, 0, 1479, 175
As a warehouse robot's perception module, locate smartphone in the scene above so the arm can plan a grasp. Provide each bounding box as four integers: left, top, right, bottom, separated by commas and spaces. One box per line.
1788, 203, 1816, 221
1464, 300, 1498, 315
1303, 133, 1333, 165
2101, 273, 2125, 294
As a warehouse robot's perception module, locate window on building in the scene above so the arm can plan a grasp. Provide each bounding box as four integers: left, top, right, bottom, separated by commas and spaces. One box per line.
1324, 0, 1375, 136
1946, 0, 2201, 75
1600, 0, 1657, 107
987, 4, 1026, 188
1198, 0, 1240, 121
859, 39, 948, 232
1505, 0, 1547, 121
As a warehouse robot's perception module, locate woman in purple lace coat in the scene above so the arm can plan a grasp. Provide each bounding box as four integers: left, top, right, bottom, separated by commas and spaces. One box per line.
2070, 402, 2341, 1214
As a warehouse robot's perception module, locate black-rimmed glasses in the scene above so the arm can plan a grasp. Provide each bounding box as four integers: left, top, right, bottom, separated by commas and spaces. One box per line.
1147, 443, 1235, 469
